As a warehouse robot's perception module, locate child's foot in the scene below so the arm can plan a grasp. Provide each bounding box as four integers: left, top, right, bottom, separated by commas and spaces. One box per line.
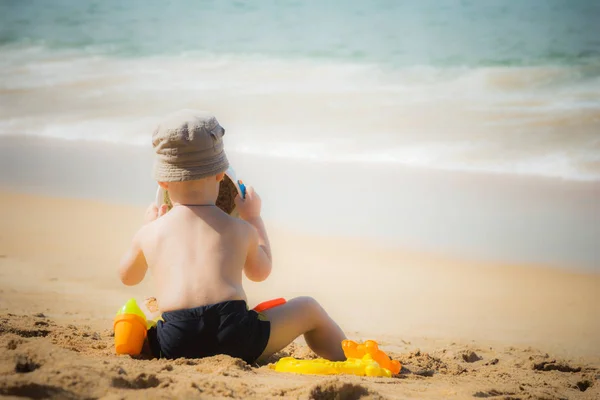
143, 297, 161, 321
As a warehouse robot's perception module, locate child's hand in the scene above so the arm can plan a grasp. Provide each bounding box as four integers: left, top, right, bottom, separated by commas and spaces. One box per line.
235, 186, 261, 221
144, 203, 169, 224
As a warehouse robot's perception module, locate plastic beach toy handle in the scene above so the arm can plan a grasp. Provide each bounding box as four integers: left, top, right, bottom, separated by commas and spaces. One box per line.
253, 298, 286, 313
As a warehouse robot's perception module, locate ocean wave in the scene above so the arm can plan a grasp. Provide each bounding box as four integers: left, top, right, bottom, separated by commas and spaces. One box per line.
227, 140, 600, 182
0, 47, 599, 182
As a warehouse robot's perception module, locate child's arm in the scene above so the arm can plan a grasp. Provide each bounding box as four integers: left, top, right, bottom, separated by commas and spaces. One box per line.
244, 216, 272, 281
119, 232, 147, 286
235, 187, 272, 282
118, 203, 167, 286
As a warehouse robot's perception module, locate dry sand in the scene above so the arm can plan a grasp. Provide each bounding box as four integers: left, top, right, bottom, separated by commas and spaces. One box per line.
0, 191, 599, 399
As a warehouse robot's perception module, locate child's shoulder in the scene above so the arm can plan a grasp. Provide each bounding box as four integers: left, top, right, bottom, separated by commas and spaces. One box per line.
224, 212, 252, 231
220, 214, 256, 240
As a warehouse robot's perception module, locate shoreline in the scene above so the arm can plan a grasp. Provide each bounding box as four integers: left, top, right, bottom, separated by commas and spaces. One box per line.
1, 134, 599, 271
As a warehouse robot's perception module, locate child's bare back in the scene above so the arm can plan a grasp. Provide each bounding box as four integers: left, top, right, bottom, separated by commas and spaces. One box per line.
119, 110, 345, 364
134, 205, 253, 311
126, 187, 270, 312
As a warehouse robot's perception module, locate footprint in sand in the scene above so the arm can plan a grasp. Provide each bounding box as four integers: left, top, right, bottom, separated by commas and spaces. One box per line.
574, 380, 592, 392
532, 360, 581, 373
309, 381, 376, 400
473, 389, 516, 398
462, 351, 482, 363
14, 354, 41, 373
0, 383, 79, 400
111, 373, 161, 390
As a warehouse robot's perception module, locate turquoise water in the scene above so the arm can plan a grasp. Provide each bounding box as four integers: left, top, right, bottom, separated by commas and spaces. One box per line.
1, 0, 600, 180
2, 0, 599, 66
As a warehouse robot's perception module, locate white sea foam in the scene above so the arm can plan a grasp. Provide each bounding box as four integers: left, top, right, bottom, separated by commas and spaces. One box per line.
1, 46, 599, 181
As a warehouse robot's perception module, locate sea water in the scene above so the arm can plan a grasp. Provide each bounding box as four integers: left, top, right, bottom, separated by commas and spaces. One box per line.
1, 0, 599, 180
1, 1, 599, 269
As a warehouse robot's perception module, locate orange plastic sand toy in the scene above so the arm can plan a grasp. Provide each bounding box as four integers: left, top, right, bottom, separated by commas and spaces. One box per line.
342, 340, 401, 375
114, 298, 148, 356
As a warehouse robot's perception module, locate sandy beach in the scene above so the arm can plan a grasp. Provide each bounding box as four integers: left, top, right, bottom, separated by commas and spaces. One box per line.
2, 1, 600, 398
1, 190, 598, 399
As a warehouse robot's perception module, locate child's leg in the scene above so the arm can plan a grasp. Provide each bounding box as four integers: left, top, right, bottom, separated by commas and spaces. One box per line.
257, 296, 346, 362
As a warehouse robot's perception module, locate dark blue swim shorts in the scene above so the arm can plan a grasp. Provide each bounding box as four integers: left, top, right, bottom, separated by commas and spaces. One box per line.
147, 300, 270, 364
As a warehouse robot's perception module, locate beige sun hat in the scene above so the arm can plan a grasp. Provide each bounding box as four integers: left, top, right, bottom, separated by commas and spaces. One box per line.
152, 109, 229, 182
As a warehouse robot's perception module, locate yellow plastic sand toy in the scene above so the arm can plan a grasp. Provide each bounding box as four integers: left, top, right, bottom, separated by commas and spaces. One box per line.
272, 354, 393, 377
271, 340, 401, 378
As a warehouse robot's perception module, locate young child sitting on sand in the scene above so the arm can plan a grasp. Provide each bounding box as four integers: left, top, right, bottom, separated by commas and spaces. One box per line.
118, 109, 346, 364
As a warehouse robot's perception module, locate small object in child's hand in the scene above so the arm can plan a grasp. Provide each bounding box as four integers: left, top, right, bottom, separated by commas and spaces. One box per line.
216, 175, 240, 215
238, 180, 247, 199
